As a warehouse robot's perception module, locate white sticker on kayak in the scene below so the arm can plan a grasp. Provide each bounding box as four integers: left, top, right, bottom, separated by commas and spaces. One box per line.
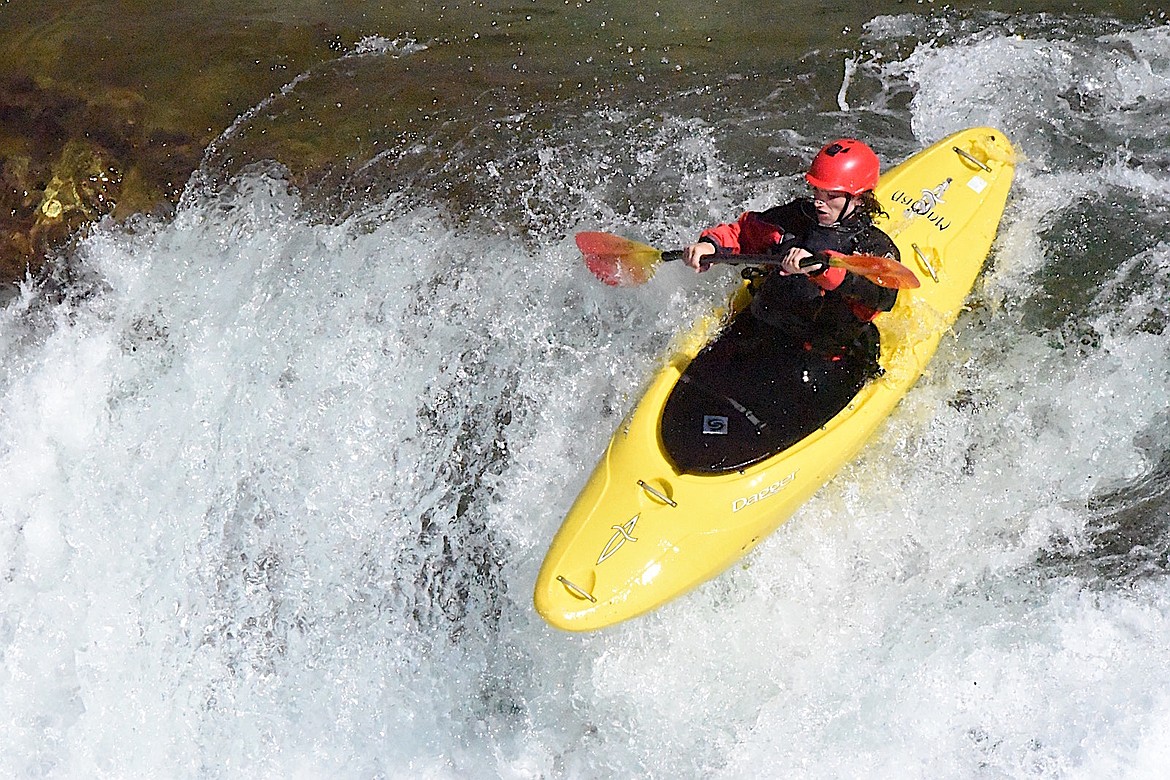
703, 415, 729, 435
968, 175, 988, 193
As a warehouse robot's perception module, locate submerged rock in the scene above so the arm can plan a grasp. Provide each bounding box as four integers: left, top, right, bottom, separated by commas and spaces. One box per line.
0, 76, 203, 288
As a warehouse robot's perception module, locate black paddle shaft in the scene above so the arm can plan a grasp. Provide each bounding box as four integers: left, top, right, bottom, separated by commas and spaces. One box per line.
660, 249, 825, 272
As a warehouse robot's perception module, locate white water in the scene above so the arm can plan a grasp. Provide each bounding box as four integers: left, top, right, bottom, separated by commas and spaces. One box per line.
4, 18, 1170, 779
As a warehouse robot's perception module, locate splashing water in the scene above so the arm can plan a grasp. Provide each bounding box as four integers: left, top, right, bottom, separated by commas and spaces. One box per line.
4, 10, 1170, 778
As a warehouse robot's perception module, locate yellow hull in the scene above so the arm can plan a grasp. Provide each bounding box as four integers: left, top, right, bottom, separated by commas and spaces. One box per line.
535, 127, 1016, 631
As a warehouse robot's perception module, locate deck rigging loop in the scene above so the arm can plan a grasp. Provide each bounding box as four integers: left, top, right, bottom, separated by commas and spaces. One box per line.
912, 243, 940, 283
638, 479, 677, 507
556, 575, 597, 602
952, 146, 992, 171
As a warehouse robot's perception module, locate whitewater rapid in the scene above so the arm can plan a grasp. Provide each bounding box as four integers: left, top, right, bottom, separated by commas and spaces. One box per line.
3, 13, 1170, 779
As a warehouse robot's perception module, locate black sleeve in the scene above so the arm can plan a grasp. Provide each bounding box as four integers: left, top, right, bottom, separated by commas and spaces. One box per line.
756, 200, 817, 258
841, 227, 901, 313
758, 200, 815, 236
853, 226, 900, 263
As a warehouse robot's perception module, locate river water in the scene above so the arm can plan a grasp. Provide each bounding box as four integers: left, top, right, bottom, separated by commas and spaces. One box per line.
3, 2, 1170, 778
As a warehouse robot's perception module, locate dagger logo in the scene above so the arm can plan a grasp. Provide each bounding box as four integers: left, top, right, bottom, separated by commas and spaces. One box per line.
911, 178, 951, 215
597, 514, 640, 565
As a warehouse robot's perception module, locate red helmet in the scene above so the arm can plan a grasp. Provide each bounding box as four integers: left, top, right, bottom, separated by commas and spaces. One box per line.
805, 138, 880, 195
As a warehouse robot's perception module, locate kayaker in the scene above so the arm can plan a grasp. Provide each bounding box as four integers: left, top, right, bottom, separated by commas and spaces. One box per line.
681, 138, 900, 365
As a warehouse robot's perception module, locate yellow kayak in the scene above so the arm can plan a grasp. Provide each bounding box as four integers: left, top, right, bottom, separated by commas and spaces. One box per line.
535, 127, 1016, 631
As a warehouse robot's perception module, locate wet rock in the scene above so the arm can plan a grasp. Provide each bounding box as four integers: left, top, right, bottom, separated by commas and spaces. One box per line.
0, 76, 203, 288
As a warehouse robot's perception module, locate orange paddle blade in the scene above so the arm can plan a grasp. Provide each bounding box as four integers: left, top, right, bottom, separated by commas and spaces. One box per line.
828, 252, 921, 290
575, 231, 663, 286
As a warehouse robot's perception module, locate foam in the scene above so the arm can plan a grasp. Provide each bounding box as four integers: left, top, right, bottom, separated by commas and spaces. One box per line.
4, 14, 1170, 779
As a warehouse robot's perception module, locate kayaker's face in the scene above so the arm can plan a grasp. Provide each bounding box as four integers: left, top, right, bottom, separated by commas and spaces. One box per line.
812, 187, 852, 225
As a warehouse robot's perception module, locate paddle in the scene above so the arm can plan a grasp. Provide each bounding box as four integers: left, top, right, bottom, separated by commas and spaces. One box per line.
576, 231, 921, 290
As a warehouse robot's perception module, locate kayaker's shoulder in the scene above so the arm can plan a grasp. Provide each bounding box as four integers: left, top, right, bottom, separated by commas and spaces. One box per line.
756, 199, 814, 228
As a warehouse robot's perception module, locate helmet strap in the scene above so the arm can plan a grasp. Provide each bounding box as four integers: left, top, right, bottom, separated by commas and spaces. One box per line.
826, 194, 854, 226
840, 194, 856, 222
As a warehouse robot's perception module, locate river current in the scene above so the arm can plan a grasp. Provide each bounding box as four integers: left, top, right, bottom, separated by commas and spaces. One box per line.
3, 4, 1170, 778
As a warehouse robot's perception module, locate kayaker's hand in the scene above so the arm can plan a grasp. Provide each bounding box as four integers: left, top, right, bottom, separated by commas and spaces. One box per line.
780, 247, 817, 275
683, 242, 716, 272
